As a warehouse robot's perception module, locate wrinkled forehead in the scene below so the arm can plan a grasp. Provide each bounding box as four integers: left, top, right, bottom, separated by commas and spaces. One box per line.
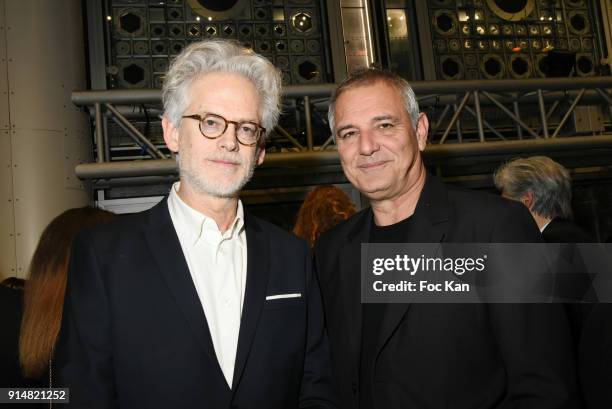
334, 82, 408, 124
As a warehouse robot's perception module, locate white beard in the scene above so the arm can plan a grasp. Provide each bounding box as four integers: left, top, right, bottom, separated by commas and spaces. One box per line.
177, 143, 257, 199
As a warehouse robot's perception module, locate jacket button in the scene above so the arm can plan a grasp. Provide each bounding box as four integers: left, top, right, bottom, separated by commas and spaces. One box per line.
351, 381, 358, 395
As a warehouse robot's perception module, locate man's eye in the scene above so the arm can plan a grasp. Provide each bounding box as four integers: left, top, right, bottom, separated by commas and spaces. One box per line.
205, 120, 219, 127
379, 122, 394, 129
339, 131, 356, 139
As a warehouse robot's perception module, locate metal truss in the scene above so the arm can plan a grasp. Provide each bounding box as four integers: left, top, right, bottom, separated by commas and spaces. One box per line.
72, 77, 612, 183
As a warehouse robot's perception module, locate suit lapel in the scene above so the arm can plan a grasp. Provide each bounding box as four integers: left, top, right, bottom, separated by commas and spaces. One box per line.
142, 198, 223, 378
232, 212, 270, 392
375, 175, 450, 356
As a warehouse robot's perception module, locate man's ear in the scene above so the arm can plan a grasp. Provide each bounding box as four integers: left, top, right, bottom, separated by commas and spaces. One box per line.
521, 192, 534, 210
415, 113, 429, 152
162, 116, 180, 153
256, 141, 266, 166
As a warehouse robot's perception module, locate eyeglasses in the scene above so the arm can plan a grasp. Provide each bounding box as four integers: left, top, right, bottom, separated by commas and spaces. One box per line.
182, 113, 266, 147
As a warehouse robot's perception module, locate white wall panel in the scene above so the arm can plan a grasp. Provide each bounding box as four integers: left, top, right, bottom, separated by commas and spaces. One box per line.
3, 0, 90, 278
0, 129, 15, 280
12, 129, 88, 277
0, 0, 10, 130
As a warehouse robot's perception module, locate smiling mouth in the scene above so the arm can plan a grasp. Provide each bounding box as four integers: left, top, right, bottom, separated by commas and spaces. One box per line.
358, 161, 388, 169
209, 159, 240, 166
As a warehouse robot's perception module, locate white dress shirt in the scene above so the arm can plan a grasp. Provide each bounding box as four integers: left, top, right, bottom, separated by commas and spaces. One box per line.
167, 182, 247, 388
540, 219, 552, 233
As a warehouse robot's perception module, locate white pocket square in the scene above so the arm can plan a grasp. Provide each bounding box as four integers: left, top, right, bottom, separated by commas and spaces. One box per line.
265, 293, 302, 300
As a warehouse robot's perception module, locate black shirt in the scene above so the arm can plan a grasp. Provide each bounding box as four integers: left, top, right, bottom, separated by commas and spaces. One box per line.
360, 215, 415, 409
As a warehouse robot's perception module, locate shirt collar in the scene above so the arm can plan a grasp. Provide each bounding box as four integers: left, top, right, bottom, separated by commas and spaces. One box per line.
168, 182, 244, 246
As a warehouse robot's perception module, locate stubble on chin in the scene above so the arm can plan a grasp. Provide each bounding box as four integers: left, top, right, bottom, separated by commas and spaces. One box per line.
177, 153, 256, 199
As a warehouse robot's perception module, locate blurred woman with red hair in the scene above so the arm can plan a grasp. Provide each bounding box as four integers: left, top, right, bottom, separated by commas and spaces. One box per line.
19, 207, 116, 384
294, 185, 357, 247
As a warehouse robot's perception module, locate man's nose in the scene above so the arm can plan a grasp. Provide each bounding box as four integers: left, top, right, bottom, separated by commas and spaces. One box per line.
358, 129, 379, 156
217, 123, 239, 151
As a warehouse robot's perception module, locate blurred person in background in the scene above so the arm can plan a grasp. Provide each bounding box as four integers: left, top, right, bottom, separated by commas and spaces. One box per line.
294, 185, 356, 247
494, 155, 592, 242
1, 276, 26, 290
494, 156, 595, 307
494, 155, 610, 409
494, 156, 594, 306
19, 207, 116, 386
0, 284, 24, 388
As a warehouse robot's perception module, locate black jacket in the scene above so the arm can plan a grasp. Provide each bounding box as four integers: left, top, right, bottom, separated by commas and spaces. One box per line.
542, 218, 594, 244
55, 198, 337, 409
315, 175, 581, 409
542, 218, 611, 409
0, 286, 23, 388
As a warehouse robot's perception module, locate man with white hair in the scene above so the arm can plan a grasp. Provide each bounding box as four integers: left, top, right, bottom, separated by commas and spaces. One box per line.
56, 39, 336, 409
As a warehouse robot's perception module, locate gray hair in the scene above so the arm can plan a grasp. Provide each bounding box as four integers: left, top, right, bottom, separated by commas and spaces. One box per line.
494, 156, 573, 219
162, 39, 282, 138
327, 68, 420, 133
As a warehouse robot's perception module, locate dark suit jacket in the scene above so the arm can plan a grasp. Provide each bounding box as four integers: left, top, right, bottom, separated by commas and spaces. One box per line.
55, 198, 336, 409
542, 218, 594, 244
0, 286, 24, 388
542, 218, 596, 308
578, 302, 612, 409
315, 175, 581, 409
542, 218, 611, 409
0, 286, 46, 408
